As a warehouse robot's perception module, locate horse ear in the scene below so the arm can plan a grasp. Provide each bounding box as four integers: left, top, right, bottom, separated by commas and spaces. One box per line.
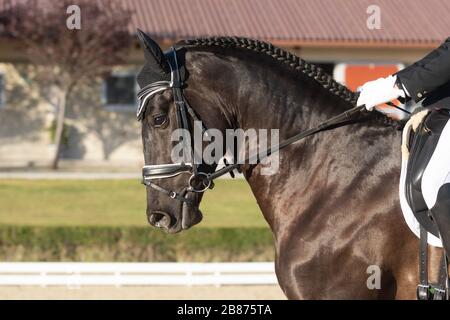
136, 29, 171, 75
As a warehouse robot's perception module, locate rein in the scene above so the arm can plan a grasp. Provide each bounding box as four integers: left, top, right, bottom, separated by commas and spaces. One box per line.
138, 47, 372, 205
207, 104, 366, 181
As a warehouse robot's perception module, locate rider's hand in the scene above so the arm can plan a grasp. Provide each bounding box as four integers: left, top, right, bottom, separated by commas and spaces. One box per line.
357, 75, 406, 111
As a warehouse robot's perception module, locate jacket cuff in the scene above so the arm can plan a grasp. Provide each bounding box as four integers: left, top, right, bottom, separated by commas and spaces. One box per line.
395, 70, 428, 102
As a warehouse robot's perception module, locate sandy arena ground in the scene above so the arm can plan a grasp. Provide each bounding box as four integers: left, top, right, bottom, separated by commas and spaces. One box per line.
0, 285, 286, 300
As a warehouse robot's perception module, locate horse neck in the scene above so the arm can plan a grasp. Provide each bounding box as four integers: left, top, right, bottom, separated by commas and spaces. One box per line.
191, 48, 358, 229
230, 61, 355, 232
187, 49, 397, 234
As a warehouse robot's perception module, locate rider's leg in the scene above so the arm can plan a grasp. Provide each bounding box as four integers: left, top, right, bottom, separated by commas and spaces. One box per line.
422, 115, 450, 257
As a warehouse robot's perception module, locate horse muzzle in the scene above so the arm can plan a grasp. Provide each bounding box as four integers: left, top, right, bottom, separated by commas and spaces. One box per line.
147, 204, 202, 234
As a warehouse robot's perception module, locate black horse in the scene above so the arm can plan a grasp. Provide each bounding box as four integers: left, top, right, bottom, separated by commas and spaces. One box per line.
137, 30, 442, 299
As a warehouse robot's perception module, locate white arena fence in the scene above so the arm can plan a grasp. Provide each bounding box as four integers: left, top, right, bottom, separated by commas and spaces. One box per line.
0, 262, 277, 287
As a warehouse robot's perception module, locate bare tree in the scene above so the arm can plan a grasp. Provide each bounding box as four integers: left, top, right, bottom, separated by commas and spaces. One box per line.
0, 0, 132, 169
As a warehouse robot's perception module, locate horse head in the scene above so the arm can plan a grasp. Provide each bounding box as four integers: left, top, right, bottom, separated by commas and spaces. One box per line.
137, 30, 231, 233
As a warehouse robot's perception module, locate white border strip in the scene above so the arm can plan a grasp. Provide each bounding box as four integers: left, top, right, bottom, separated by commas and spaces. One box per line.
0, 262, 277, 287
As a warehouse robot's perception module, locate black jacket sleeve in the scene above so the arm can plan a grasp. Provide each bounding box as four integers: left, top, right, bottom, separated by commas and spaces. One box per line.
396, 37, 450, 102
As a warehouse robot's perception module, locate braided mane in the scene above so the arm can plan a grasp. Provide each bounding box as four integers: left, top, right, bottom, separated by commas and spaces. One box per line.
178, 37, 400, 129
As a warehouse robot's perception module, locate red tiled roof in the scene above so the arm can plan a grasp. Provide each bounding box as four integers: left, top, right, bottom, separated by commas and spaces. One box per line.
121, 0, 449, 47
2, 0, 449, 47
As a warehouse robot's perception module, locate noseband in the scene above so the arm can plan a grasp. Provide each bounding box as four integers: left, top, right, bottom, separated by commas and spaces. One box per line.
138, 47, 367, 205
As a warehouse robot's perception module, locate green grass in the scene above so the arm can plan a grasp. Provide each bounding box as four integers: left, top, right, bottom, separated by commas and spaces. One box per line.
0, 179, 273, 262
0, 179, 265, 228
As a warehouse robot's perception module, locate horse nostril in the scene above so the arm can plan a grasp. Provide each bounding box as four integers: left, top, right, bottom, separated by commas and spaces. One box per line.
149, 211, 172, 229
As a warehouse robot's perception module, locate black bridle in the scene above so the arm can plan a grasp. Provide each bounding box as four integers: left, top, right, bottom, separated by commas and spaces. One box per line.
138, 47, 212, 205
138, 47, 367, 205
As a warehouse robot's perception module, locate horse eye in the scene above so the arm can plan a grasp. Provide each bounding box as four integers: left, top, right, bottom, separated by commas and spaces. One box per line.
153, 114, 168, 127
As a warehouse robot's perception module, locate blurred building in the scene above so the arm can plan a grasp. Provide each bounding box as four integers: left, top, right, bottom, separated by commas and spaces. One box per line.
0, 0, 448, 169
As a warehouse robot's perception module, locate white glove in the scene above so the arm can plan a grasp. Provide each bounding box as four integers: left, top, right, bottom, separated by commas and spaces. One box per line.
357, 75, 405, 111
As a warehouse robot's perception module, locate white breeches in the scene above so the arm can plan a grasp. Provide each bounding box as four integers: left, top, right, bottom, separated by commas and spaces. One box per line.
422, 119, 450, 209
